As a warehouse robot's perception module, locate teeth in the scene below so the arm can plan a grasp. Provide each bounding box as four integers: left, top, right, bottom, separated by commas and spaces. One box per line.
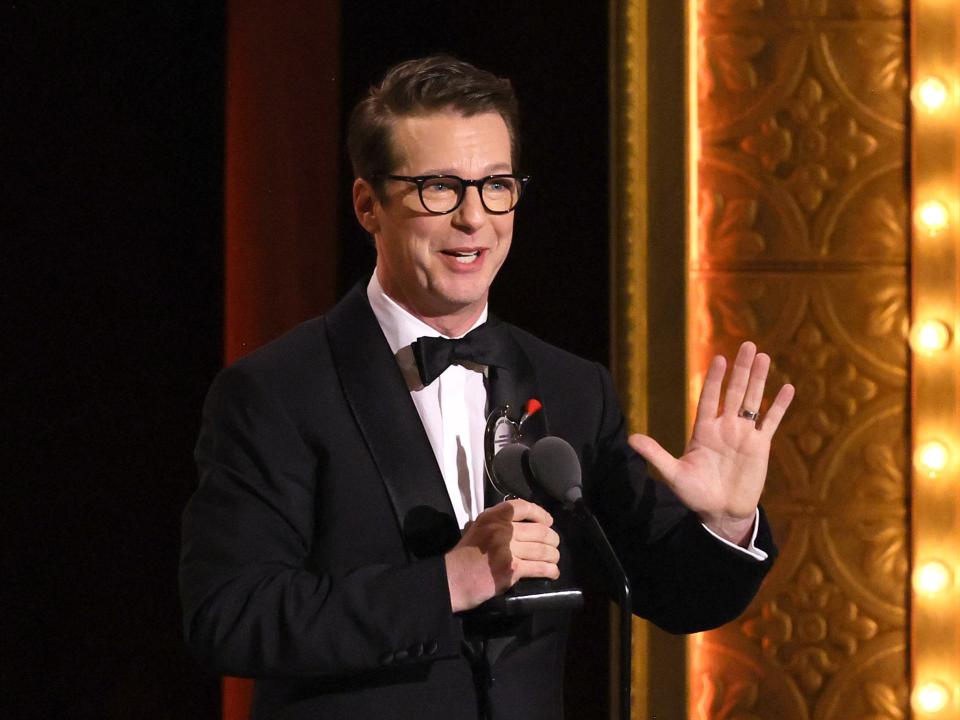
450, 250, 480, 263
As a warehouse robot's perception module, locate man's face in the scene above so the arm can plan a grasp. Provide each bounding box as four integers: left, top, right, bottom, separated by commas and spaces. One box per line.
354, 111, 515, 333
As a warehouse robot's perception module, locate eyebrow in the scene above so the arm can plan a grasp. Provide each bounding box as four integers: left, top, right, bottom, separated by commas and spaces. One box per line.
417, 163, 513, 176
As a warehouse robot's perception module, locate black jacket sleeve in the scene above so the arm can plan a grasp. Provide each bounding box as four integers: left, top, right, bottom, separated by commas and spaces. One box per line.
584, 363, 776, 633
179, 364, 464, 678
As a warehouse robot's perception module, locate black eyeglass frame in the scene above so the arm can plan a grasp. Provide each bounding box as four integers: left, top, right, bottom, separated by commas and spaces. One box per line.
380, 173, 532, 215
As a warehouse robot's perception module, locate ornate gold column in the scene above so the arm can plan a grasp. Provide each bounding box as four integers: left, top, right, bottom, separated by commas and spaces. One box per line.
611, 1, 691, 717
687, 2, 910, 719
613, 1, 960, 717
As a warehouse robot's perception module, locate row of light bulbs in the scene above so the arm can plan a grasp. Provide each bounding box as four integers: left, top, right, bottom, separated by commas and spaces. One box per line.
910, 65, 957, 716
910, 314, 953, 480
914, 75, 954, 239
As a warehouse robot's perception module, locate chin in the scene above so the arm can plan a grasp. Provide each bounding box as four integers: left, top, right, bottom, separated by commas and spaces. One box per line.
435, 294, 484, 314
432, 278, 489, 304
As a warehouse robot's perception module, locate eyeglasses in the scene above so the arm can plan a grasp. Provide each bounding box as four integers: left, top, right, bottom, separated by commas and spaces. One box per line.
381, 173, 531, 215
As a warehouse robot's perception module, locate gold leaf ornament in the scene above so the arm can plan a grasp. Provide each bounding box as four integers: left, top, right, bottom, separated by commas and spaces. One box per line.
740, 117, 793, 171
854, 0, 905, 19
855, 30, 906, 94
703, 33, 766, 95
702, 192, 766, 259
696, 673, 763, 720
858, 197, 904, 255
863, 679, 907, 720
742, 563, 880, 695
866, 285, 907, 340
857, 443, 904, 502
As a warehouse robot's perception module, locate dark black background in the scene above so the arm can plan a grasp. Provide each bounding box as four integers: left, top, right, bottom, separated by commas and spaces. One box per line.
4, 2, 609, 717
338, 3, 611, 362
5, 2, 226, 718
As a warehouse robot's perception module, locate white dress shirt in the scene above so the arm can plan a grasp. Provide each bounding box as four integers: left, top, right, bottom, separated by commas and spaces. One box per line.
367, 272, 488, 529
366, 271, 766, 558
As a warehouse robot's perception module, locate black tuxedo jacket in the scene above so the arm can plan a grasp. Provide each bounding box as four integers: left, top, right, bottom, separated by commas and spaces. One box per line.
180, 283, 775, 720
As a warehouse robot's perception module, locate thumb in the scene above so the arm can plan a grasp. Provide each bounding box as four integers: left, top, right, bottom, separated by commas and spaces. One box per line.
628, 433, 680, 485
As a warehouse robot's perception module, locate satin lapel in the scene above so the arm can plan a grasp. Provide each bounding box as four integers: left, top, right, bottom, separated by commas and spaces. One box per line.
326, 283, 460, 559
487, 318, 550, 437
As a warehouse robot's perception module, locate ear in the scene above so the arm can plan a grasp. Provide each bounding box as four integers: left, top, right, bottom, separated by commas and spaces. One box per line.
353, 178, 381, 235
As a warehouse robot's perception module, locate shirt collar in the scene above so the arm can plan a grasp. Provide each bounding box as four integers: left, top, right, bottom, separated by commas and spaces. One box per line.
366, 269, 489, 356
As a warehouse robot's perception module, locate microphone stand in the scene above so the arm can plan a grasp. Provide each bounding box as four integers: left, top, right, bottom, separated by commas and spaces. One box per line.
492, 427, 631, 717
571, 500, 632, 720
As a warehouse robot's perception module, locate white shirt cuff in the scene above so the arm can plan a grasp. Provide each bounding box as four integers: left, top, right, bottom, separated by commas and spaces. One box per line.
701, 508, 767, 561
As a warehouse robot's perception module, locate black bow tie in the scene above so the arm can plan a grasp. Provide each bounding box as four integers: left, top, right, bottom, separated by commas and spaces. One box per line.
412, 321, 510, 387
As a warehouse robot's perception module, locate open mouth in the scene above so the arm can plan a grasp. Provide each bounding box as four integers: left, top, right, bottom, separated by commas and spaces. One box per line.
441, 249, 483, 264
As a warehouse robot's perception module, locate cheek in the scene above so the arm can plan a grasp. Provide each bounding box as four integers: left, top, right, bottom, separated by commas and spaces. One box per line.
379, 220, 433, 263
494, 213, 515, 237
492, 219, 514, 254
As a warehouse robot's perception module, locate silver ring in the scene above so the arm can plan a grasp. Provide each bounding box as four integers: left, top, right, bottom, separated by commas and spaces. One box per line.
738, 408, 760, 422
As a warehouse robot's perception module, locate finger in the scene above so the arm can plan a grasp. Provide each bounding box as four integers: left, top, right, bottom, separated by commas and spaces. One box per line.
722, 341, 757, 414
628, 433, 680, 485
511, 522, 560, 547
510, 540, 561, 564
694, 355, 726, 425
739, 352, 771, 417
478, 498, 536, 524
513, 559, 561, 581
475, 501, 519, 524
758, 383, 795, 437
504, 498, 554, 527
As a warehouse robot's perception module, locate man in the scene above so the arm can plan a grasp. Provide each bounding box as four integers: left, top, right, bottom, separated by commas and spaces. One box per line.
180, 56, 794, 719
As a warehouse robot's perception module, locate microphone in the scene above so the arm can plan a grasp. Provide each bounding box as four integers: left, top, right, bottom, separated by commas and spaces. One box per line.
526, 436, 633, 720
527, 436, 583, 506
491, 443, 532, 500
477, 439, 583, 617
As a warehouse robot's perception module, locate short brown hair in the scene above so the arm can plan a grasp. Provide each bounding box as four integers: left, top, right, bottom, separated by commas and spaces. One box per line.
347, 55, 520, 188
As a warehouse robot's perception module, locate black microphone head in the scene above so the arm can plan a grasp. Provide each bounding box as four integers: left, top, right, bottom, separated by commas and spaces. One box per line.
492, 443, 533, 499
528, 436, 583, 506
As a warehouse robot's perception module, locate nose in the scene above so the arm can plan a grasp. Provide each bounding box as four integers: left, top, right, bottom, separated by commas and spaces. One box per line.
452, 184, 486, 231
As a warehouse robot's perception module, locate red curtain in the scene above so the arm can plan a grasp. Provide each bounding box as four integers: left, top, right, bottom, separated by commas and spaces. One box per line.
225, 0, 341, 363
223, 2, 341, 717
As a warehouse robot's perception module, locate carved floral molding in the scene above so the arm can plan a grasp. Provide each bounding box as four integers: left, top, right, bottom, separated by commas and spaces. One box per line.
689, 0, 909, 718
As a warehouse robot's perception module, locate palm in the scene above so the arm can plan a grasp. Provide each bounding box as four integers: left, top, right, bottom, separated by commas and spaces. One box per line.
629, 342, 795, 543
674, 411, 772, 519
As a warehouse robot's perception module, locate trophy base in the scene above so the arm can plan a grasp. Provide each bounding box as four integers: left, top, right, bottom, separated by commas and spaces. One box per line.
477, 579, 584, 617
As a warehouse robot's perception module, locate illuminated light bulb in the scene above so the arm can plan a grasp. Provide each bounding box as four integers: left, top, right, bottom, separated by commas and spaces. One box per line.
912, 680, 951, 714
914, 76, 950, 111
914, 440, 950, 477
915, 200, 950, 235
911, 319, 953, 354
914, 560, 953, 594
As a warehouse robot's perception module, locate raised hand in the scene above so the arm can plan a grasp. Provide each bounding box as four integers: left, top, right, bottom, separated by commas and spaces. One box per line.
628, 342, 795, 546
